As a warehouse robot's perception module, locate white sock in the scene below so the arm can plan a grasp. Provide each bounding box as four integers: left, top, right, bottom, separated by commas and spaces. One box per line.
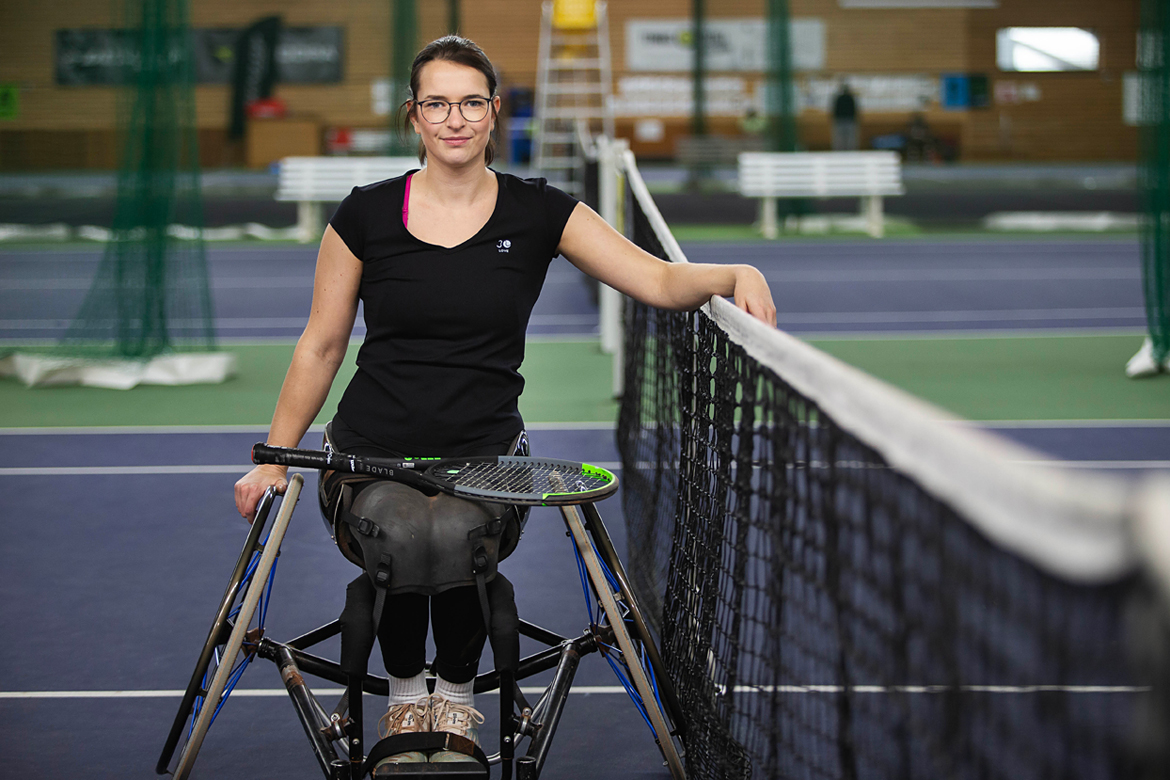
433, 676, 475, 707
388, 671, 429, 706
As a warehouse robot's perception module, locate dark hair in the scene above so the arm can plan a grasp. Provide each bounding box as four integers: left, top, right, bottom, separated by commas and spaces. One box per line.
400, 36, 500, 165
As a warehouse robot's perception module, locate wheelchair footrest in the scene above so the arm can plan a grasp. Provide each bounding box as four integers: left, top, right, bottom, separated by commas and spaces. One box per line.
363, 733, 489, 779
372, 765, 487, 777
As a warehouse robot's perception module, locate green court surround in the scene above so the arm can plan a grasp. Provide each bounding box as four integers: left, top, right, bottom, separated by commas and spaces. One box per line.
2, 334, 1166, 428
0, 340, 619, 428
809, 333, 1170, 421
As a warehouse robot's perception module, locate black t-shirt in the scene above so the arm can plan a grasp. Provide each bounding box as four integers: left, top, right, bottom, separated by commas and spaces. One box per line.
328, 171, 579, 456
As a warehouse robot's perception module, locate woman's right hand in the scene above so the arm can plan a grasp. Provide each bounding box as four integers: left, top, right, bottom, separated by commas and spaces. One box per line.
234, 464, 289, 523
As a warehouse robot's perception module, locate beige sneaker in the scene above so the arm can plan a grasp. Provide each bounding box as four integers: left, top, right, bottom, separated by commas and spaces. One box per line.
429, 694, 484, 764
372, 696, 431, 771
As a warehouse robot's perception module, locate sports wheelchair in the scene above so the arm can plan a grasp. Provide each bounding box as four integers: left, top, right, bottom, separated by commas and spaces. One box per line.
155, 456, 687, 780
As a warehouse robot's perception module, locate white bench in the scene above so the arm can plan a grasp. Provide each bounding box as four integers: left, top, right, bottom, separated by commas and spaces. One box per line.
276, 156, 419, 242
737, 151, 904, 238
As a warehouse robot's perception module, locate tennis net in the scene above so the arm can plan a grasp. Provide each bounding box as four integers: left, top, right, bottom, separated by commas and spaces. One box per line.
613, 149, 1170, 780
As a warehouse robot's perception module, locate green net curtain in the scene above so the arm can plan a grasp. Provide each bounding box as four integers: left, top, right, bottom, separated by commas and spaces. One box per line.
766, 0, 799, 153
388, 0, 418, 155
692, 0, 707, 138
1141, 0, 1170, 363
61, 0, 213, 359
447, 0, 460, 35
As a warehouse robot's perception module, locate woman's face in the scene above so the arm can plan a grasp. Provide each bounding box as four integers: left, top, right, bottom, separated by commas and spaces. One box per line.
410, 60, 499, 169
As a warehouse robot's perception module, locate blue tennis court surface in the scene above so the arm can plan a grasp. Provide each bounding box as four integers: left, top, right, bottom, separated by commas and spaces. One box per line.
1, 236, 1165, 778
683, 237, 1146, 335
0, 237, 1146, 342
0, 426, 677, 779
0, 249, 602, 342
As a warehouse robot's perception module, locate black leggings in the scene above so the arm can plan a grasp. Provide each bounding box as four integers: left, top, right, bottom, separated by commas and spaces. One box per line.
378, 587, 485, 683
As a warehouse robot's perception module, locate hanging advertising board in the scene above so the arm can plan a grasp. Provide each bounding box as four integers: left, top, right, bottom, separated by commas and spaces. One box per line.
625, 18, 825, 72
56, 27, 343, 85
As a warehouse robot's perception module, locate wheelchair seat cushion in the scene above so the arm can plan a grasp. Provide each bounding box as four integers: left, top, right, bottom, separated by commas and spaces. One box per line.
318, 420, 524, 580
346, 480, 510, 596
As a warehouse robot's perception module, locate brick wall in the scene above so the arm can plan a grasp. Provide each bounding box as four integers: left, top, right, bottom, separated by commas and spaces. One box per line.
0, 0, 1142, 168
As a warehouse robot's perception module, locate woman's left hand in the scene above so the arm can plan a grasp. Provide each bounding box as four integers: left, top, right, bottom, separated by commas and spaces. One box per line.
732, 265, 777, 327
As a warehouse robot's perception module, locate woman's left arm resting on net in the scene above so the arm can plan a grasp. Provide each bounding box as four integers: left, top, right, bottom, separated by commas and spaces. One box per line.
557, 202, 776, 326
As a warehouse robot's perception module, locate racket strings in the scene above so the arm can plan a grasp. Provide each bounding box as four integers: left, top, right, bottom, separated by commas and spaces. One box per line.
437, 461, 612, 496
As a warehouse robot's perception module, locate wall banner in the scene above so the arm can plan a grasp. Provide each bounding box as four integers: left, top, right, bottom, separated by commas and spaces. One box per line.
625, 18, 825, 72
55, 30, 138, 86
195, 27, 343, 84
56, 27, 344, 86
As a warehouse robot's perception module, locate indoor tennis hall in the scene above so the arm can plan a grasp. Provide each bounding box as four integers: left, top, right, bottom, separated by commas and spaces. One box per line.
2, 1, 1170, 779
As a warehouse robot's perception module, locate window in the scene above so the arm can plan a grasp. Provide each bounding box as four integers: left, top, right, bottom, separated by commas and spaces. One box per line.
996, 28, 1099, 72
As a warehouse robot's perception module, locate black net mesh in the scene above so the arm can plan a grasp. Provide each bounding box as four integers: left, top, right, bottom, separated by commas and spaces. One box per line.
617, 180, 1148, 780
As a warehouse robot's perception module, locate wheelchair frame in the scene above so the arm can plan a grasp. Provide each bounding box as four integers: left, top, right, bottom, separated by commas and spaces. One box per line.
156, 473, 687, 780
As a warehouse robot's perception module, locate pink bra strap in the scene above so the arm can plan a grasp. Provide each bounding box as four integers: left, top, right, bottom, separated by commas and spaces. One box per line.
402, 173, 412, 227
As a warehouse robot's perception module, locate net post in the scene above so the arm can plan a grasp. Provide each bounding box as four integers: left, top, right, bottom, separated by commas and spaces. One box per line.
297, 200, 321, 244
598, 135, 622, 353
761, 196, 778, 239
862, 194, 883, 238
598, 135, 628, 396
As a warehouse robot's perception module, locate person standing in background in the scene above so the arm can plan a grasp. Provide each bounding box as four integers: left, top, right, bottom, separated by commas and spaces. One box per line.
831, 81, 859, 151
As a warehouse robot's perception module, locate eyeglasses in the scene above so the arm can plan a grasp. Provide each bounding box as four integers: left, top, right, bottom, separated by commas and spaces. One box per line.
416, 98, 491, 124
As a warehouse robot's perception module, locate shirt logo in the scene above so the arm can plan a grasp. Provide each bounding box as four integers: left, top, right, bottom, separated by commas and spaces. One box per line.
497, 239, 512, 253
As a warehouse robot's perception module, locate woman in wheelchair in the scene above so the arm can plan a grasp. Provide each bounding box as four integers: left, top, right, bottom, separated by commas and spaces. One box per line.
232, 34, 775, 775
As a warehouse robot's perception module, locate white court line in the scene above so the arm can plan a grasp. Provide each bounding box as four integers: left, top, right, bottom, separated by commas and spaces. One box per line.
0, 462, 625, 476
0, 268, 1141, 288
0, 465, 252, 476
0, 424, 319, 435
0, 314, 596, 329
0, 684, 1146, 700
796, 326, 1148, 340
1014, 460, 1170, 470
0, 278, 315, 290
6, 460, 1170, 477
0, 318, 313, 330
0, 421, 616, 435
687, 239, 1138, 253
0, 687, 629, 699
525, 421, 616, 430
971, 419, 1170, 428
761, 269, 1141, 283
780, 307, 1145, 325
739, 685, 1148, 694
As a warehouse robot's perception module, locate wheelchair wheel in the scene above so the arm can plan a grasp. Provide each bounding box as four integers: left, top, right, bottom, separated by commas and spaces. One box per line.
562, 504, 687, 780
156, 474, 304, 779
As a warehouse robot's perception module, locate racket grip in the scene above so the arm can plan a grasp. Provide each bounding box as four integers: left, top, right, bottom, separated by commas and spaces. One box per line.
252, 443, 334, 470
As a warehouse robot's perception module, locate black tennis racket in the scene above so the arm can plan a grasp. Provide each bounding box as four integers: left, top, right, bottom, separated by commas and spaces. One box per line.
252, 443, 618, 506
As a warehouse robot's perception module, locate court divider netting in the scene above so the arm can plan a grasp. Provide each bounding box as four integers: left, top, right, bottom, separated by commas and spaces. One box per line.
599, 139, 1170, 780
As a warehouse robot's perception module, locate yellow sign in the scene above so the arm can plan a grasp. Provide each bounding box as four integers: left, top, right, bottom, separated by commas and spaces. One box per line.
552, 0, 596, 30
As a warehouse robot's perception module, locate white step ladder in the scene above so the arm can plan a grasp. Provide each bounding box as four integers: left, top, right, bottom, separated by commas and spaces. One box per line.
532, 0, 615, 195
